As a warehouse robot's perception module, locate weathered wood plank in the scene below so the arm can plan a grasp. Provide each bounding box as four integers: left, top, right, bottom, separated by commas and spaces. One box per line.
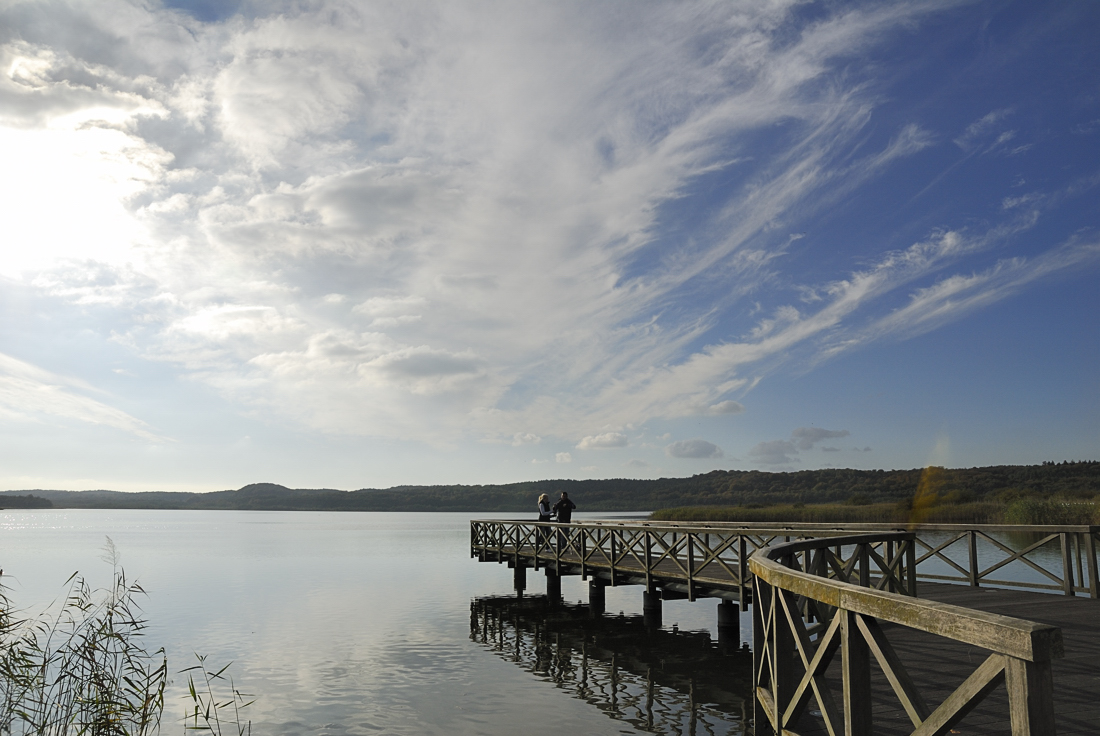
908, 653, 1005, 736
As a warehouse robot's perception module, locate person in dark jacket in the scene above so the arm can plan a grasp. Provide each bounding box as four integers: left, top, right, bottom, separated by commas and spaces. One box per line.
552, 492, 576, 523
551, 492, 576, 551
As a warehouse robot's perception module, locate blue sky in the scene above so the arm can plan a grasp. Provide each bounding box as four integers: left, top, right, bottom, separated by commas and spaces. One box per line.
0, 0, 1097, 493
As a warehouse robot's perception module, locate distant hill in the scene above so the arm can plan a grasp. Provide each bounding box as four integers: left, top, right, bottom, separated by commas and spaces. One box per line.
2, 462, 1097, 512
0, 494, 53, 509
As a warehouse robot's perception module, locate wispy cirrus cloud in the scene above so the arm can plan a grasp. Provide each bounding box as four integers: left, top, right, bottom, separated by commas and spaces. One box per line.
0, 353, 160, 440
1, 0, 1095, 461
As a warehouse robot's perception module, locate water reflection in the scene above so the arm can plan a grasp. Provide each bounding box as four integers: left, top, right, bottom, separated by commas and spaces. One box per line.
471, 595, 752, 735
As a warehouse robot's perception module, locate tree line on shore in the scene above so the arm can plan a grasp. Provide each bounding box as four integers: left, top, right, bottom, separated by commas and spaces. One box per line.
3, 461, 1098, 515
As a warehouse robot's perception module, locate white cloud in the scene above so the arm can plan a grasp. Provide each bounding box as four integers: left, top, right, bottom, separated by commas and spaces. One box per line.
1, 1, 1092, 458
0, 353, 159, 440
555, 452, 572, 464
666, 438, 723, 459
512, 432, 540, 446
577, 432, 628, 450
848, 239, 1100, 346
954, 108, 1014, 151
708, 400, 746, 415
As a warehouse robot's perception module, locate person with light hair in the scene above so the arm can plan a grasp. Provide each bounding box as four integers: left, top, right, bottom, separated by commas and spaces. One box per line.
537, 493, 553, 548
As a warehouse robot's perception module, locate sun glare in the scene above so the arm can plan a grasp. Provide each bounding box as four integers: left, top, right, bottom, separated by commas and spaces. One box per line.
0, 123, 165, 279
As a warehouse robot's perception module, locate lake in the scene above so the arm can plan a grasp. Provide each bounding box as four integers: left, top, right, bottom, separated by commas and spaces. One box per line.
0, 509, 751, 735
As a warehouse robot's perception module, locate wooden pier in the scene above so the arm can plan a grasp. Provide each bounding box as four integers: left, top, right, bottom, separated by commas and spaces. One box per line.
471, 519, 1100, 735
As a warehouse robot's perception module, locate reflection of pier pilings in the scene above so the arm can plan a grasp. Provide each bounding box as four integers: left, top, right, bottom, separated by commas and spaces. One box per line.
471, 595, 752, 735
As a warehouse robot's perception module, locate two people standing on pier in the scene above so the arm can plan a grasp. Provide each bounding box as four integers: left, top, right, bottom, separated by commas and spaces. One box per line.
536, 491, 575, 522
536, 492, 576, 549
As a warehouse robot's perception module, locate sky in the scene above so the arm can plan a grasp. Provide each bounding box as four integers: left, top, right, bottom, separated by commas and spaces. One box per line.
0, 0, 1097, 493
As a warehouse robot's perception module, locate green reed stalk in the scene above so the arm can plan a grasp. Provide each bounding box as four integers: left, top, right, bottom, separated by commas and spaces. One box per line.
1, 538, 250, 736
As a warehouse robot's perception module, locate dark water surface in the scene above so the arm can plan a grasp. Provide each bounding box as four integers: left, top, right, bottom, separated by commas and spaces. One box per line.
1, 510, 751, 735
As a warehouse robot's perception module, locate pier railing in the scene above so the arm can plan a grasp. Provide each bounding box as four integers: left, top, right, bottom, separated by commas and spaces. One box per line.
470, 519, 1100, 599
751, 532, 1063, 735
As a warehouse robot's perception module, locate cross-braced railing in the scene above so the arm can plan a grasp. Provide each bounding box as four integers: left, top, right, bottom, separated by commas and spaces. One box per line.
471, 519, 852, 603
751, 532, 1063, 736
472, 519, 1100, 604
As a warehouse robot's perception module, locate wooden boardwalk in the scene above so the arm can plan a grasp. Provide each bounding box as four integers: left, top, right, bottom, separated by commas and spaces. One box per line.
472, 521, 1100, 734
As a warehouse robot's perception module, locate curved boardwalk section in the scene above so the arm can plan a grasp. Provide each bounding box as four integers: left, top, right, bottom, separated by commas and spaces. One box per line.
471, 520, 1100, 735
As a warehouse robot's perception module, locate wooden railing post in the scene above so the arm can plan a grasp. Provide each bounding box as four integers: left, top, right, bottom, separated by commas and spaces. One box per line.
1075, 532, 1085, 595
1060, 532, 1076, 596
906, 537, 917, 596
739, 535, 749, 611
752, 577, 774, 735
968, 530, 980, 587
886, 539, 896, 593
533, 523, 540, 571
774, 589, 798, 732
644, 530, 653, 592
842, 610, 873, 736
609, 529, 617, 586
1005, 657, 1056, 736
580, 528, 587, 580
687, 532, 695, 602
1086, 530, 1098, 599
555, 523, 562, 568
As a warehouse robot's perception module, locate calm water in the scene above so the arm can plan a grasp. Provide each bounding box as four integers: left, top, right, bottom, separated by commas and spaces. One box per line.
0, 510, 751, 735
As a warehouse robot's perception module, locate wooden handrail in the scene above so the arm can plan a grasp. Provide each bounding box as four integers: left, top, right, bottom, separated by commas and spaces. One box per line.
472, 519, 1100, 598
475, 518, 1100, 534
750, 532, 1063, 735
751, 533, 1063, 662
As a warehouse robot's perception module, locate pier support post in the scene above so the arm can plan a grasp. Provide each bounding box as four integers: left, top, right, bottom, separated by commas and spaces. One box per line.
717, 599, 739, 652
513, 560, 526, 596
589, 579, 606, 616
545, 567, 561, 604
643, 590, 662, 629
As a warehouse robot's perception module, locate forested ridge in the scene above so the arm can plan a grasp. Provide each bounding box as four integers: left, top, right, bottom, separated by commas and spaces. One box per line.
3, 461, 1097, 512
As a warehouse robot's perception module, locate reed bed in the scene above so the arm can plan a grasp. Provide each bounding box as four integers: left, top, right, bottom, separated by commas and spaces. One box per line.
650, 498, 1100, 525
0, 538, 249, 736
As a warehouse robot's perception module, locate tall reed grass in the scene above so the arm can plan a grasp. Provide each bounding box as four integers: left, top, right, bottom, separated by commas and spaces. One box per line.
649, 499, 1100, 525
0, 538, 250, 735
0, 570, 167, 736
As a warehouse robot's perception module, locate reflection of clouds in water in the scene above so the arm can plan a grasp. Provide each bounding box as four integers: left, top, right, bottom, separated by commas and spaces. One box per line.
246, 635, 641, 736
9, 511, 721, 735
